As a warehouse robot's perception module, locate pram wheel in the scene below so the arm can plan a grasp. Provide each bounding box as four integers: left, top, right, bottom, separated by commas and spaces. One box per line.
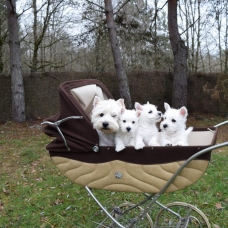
154, 201, 211, 228
97, 202, 153, 228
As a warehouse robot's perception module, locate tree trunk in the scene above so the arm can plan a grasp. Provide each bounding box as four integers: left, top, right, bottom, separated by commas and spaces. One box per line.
195, 0, 201, 74
217, 12, 222, 72
31, 0, 38, 71
184, 0, 190, 70
168, 0, 188, 108
225, 2, 228, 75
0, 37, 3, 73
6, 0, 26, 122
104, 0, 132, 108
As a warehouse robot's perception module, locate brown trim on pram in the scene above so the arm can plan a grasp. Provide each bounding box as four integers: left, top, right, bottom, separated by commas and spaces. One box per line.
49, 145, 212, 165
48, 127, 217, 165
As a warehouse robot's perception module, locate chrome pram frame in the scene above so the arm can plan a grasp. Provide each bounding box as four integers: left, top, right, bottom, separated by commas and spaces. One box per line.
86, 126, 228, 228
42, 79, 228, 227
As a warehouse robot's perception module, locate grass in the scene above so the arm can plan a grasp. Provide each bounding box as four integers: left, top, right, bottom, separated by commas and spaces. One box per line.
0, 114, 228, 228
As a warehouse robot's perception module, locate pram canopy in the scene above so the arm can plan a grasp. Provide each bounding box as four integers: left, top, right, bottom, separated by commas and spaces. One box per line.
43, 79, 218, 193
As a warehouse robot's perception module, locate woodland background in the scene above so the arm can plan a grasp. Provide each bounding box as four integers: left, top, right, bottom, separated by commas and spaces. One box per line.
1, 0, 228, 121
0, 71, 226, 121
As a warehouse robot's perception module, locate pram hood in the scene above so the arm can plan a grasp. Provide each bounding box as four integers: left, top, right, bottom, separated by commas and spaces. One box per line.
43, 79, 114, 153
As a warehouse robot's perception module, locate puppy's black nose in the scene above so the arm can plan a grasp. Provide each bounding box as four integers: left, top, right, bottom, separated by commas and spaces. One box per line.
163, 124, 168, 129
103, 122, 109, 129
126, 127, 131, 132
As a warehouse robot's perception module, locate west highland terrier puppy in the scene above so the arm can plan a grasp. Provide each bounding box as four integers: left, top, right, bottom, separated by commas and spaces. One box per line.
134, 102, 162, 149
115, 108, 141, 152
91, 96, 125, 146
159, 102, 193, 146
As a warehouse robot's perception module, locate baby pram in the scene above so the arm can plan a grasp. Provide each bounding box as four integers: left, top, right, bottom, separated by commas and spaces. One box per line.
42, 79, 228, 227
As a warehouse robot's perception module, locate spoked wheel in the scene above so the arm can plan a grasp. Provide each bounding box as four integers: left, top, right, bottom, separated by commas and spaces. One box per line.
96, 202, 153, 228
154, 202, 211, 228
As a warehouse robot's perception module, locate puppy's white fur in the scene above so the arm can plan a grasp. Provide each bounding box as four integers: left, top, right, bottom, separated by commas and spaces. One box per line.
91, 96, 125, 146
115, 109, 141, 152
160, 102, 193, 146
135, 102, 162, 149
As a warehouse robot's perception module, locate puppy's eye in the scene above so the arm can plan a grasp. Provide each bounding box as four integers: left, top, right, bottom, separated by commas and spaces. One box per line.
112, 114, 117, 117
172, 119, 176, 123
149, 110, 153, 113
132, 121, 135, 124
123, 120, 126, 123
100, 113, 104, 117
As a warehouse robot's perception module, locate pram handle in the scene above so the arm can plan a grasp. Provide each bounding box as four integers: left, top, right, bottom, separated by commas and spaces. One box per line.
85, 139, 228, 228
41, 116, 83, 151
214, 119, 228, 127
136, 140, 228, 224
160, 141, 228, 195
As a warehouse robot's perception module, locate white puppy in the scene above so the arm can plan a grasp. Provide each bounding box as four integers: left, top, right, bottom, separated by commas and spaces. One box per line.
115, 109, 141, 152
160, 102, 193, 146
134, 102, 162, 149
91, 96, 125, 146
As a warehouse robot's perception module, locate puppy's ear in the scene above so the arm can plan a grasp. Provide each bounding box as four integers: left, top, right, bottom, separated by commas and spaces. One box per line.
93, 96, 101, 107
135, 102, 143, 111
121, 107, 125, 114
164, 102, 170, 110
117, 98, 125, 108
136, 110, 142, 118
180, 106, 188, 118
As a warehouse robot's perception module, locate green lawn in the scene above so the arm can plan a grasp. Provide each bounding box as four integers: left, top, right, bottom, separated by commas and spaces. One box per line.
0, 115, 228, 228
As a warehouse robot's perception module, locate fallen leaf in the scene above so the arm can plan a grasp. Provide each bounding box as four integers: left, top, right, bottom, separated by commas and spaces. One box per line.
213, 224, 220, 228
215, 202, 223, 210
0, 201, 4, 211
2, 188, 9, 195
216, 192, 222, 197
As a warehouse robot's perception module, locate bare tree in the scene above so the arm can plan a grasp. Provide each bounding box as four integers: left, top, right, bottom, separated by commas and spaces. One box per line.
30, 0, 65, 71
104, 0, 132, 108
0, 1, 7, 73
224, 1, 228, 74
215, 2, 223, 72
6, 0, 25, 122
195, 0, 201, 74
168, 0, 188, 108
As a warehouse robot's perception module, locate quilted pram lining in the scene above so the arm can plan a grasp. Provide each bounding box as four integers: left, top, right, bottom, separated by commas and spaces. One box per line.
43, 79, 217, 193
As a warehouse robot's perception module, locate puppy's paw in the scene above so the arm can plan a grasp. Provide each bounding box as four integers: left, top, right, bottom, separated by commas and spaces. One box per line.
165, 144, 173, 147
134, 141, 145, 150
115, 144, 125, 152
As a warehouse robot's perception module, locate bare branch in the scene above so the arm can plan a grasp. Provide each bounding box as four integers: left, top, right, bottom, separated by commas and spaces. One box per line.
114, 0, 131, 15
180, 16, 200, 36
85, 0, 104, 11
17, 5, 33, 18
151, 0, 168, 23
36, 1, 48, 13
